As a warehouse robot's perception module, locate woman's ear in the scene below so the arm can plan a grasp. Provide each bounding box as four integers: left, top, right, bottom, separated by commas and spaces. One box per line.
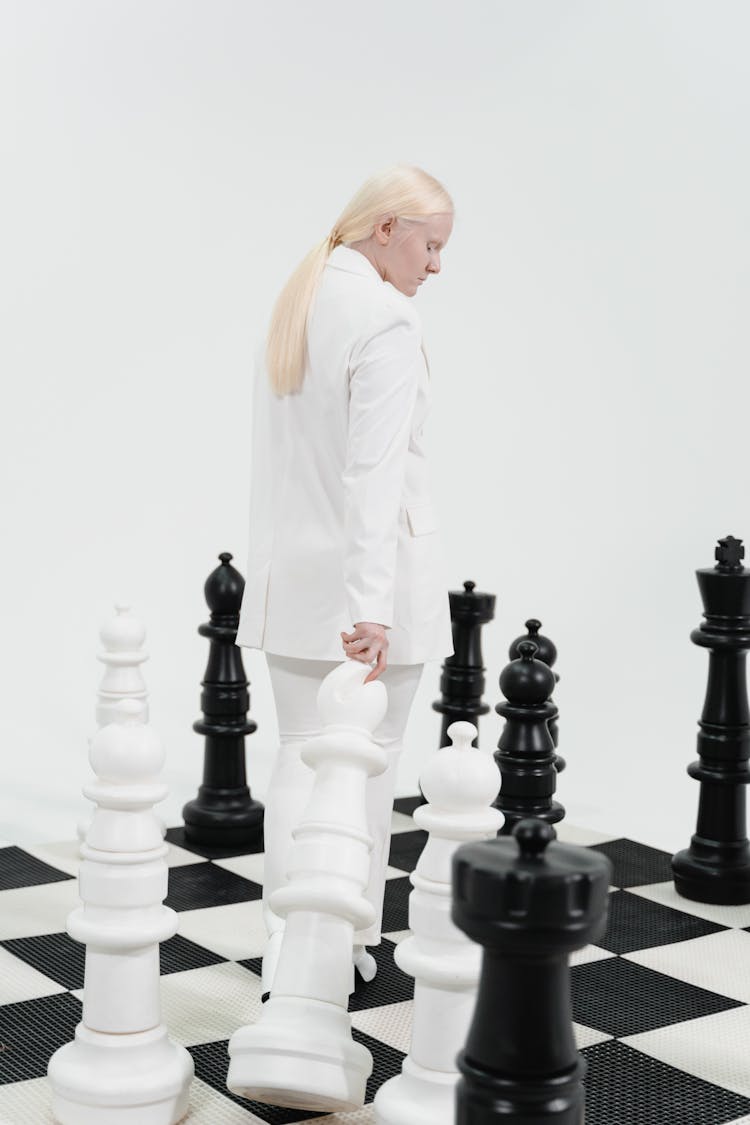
374, 216, 394, 245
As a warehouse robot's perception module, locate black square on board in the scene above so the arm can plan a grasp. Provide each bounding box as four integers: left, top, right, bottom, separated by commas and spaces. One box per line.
165, 825, 264, 861
166, 862, 262, 912
571, 956, 742, 1038
381, 877, 412, 934
159, 933, 227, 975
597, 889, 727, 955
0, 932, 85, 990
0, 992, 82, 1084
392, 796, 421, 817
348, 938, 414, 1012
353, 1025, 406, 1103
0, 846, 74, 891
388, 830, 427, 875
237, 955, 262, 979
589, 838, 673, 887
581, 1039, 750, 1125
188, 1039, 317, 1122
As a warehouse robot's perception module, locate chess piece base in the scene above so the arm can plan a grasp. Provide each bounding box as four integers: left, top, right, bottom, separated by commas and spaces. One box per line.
182, 793, 264, 848
673, 845, 750, 904
48, 1022, 193, 1125
227, 995, 371, 1112
374, 1055, 457, 1124
456, 1051, 585, 1124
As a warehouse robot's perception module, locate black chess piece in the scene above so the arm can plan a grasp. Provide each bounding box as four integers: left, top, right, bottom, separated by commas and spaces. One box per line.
672, 535, 750, 904
509, 618, 565, 772
433, 580, 496, 749
493, 640, 564, 834
452, 819, 611, 1123
182, 553, 264, 849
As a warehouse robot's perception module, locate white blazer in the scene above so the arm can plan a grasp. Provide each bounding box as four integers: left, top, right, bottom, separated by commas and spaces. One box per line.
236, 243, 454, 665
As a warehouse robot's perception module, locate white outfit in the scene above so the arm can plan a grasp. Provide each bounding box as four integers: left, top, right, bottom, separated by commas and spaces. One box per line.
236, 244, 453, 964
236, 243, 454, 664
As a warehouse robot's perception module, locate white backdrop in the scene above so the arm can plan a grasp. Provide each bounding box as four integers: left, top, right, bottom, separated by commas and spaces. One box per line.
1, 0, 748, 853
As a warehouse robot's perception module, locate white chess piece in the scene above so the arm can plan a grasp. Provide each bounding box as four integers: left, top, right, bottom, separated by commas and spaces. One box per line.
96, 602, 149, 726
48, 699, 193, 1124
374, 720, 503, 1125
78, 604, 166, 843
227, 659, 389, 1113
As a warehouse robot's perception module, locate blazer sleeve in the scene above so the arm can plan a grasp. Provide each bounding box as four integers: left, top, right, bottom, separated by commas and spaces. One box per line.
342, 301, 422, 629
236, 346, 279, 644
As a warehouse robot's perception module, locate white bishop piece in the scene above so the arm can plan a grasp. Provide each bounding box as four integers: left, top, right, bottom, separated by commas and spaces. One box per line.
374, 720, 503, 1125
227, 659, 389, 1113
48, 699, 193, 1124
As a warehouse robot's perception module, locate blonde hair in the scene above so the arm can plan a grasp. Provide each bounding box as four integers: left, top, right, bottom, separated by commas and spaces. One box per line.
265, 164, 453, 396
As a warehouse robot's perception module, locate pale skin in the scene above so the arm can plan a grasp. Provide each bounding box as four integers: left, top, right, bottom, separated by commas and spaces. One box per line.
340, 211, 454, 683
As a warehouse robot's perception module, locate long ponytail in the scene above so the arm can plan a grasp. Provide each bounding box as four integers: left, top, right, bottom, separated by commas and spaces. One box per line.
265, 165, 453, 396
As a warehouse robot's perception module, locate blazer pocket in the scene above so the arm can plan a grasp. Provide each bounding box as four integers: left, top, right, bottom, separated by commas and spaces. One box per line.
406, 503, 438, 536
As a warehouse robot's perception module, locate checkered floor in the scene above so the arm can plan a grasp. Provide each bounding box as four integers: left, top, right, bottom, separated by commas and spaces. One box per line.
2, 800, 750, 1124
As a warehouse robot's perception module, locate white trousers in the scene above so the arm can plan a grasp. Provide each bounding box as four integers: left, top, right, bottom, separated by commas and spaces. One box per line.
263, 654, 424, 946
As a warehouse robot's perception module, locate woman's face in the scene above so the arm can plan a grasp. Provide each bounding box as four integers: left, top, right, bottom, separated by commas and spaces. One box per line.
379, 212, 453, 297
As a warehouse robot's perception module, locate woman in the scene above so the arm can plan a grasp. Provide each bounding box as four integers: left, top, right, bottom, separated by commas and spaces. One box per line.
236, 164, 455, 996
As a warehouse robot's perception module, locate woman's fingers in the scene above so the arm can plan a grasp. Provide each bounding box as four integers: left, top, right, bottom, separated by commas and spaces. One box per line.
354, 639, 381, 663
364, 648, 387, 684
340, 623, 388, 671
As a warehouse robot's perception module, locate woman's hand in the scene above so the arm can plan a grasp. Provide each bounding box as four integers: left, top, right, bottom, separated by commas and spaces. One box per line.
340, 622, 388, 683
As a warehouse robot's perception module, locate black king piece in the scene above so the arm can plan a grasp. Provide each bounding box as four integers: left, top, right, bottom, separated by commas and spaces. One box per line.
673, 535, 750, 904
182, 553, 264, 849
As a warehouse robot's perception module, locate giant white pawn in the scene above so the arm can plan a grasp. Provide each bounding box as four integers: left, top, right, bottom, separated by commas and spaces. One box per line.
227, 659, 389, 1113
374, 720, 503, 1125
48, 699, 193, 1125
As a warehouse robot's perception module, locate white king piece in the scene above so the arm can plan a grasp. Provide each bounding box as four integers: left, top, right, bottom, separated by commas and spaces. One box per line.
48, 699, 193, 1124
227, 659, 389, 1114
374, 720, 503, 1125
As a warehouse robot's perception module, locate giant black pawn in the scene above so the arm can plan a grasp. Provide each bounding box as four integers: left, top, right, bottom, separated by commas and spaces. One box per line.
452, 819, 611, 1123
433, 579, 496, 749
672, 534, 750, 904
493, 640, 564, 834
509, 619, 564, 773
182, 552, 264, 849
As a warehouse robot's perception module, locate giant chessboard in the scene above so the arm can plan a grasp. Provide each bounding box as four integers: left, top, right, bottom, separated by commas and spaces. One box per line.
3, 800, 750, 1124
